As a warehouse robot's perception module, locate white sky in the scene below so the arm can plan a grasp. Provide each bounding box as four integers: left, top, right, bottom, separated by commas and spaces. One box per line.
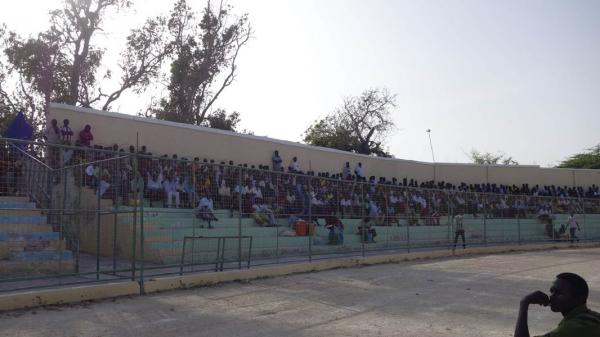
1, 0, 599, 167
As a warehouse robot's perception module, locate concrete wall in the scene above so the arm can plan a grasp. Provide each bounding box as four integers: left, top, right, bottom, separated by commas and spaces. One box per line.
49, 103, 599, 188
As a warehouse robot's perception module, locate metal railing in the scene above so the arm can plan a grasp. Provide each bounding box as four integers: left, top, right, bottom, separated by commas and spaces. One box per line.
0, 137, 598, 293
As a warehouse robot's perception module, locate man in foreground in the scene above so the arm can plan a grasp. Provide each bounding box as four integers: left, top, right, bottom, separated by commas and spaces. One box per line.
514, 272, 600, 337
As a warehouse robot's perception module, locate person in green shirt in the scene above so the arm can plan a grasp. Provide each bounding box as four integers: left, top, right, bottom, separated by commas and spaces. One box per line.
514, 272, 600, 337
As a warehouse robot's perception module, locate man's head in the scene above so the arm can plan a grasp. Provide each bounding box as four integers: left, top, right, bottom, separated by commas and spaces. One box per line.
63, 119, 69, 126
51, 119, 58, 126
549, 273, 588, 313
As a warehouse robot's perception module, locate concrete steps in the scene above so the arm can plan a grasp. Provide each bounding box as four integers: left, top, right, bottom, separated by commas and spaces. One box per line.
0, 196, 74, 278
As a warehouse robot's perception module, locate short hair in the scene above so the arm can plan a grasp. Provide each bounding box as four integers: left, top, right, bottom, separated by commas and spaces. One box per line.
556, 273, 589, 301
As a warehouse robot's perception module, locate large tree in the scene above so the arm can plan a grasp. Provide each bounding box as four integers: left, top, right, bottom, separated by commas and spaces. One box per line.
557, 144, 600, 169
469, 150, 519, 165
153, 0, 252, 126
303, 88, 396, 157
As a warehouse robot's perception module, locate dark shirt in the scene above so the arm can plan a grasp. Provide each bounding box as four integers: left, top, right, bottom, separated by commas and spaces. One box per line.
535, 305, 600, 337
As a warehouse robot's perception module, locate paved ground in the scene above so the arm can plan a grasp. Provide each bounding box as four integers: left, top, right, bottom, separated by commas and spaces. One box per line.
2, 247, 600, 337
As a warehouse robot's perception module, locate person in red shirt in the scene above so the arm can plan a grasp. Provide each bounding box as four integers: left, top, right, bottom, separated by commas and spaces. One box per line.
78, 124, 94, 147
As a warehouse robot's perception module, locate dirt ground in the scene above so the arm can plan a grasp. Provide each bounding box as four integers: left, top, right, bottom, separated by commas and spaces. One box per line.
2, 247, 599, 337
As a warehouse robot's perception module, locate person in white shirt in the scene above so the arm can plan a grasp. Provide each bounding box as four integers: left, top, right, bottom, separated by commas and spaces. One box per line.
288, 157, 300, 173
567, 212, 580, 243
196, 196, 218, 228
162, 175, 180, 208
354, 162, 365, 181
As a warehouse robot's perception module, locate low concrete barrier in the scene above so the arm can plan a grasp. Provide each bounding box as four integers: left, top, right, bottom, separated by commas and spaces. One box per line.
1, 241, 599, 312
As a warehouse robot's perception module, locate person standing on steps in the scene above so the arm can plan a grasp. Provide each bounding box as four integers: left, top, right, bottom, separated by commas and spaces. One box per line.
452, 210, 465, 252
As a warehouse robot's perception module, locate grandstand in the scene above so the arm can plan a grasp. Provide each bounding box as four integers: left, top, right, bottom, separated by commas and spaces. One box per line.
0, 103, 599, 295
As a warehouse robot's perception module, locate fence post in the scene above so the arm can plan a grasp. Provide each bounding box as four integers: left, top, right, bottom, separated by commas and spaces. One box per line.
112, 157, 120, 275
483, 196, 487, 246
308, 175, 313, 262
238, 167, 243, 269
361, 183, 365, 257
131, 179, 138, 281
135, 153, 145, 294
96, 178, 101, 281
517, 216, 521, 245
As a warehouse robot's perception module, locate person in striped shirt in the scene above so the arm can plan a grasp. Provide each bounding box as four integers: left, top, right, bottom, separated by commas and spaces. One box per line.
452, 211, 465, 252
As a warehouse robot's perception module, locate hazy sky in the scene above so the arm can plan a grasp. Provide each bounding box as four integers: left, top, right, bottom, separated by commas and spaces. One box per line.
1, 0, 599, 166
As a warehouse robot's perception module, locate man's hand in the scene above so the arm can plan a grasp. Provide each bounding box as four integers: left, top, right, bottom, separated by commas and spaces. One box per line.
521, 291, 550, 307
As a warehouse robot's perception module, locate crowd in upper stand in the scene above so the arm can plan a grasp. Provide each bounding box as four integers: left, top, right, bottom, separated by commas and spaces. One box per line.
2, 119, 599, 229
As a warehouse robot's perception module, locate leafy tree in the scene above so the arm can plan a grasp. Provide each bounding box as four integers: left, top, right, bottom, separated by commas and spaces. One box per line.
470, 150, 519, 165
201, 109, 240, 132
303, 88, 396, 157
557, 144, 600, 169
154, 0, 252, 126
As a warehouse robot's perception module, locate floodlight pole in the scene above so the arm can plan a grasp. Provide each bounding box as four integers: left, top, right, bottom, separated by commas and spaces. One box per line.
427, 129, 436, 181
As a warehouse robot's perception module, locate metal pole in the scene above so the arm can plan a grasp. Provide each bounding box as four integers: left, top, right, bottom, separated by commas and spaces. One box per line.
238, 167, 242, 269
137, 152, 145, 294
308, 176, 313, 262
361, 183, 365, 257
112, 158, 120, 275
131, 184, 138, 281
483, 194, 487, 246
517, 216, 521, 245
96, 180, 101, 281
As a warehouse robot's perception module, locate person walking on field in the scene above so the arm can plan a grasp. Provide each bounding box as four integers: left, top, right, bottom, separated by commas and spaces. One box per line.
452, 211, 465, 252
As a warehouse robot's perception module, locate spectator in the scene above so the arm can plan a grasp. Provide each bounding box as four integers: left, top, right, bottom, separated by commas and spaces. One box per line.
252, 198, 276, 226
357, 218, 377, 243
342, 162, 351, 180
272, 150, 283, 172
196, 196, 218, 228
514, 273, 600, 337
146, 169, 164, 207
60, 119, 74, 165
288, 156, 300, 173
354, 162, 365, 181
78, 124, 94, 147
43, 119, 61, 168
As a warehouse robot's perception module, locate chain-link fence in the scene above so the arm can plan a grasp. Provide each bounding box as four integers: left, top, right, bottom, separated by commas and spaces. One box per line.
1, 137, 599, 292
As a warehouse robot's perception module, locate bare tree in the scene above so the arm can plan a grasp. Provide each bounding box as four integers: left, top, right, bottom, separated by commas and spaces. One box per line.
304, 88, 397, 157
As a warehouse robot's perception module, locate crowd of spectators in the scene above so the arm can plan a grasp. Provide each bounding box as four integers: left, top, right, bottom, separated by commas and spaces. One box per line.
2, 124, 600, 234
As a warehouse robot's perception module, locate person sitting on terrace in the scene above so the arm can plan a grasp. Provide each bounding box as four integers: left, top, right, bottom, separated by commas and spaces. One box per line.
78, 124, 94, 147
196, 195, 218, 228
179, 174, 194, 208
162, 173, 180, 208
368, 199, 385, 226
357, 218, 377, 243
323, 215, 344, 245
218, 178, 232, 212
146, 169, 164, 207
98, 170, 111, 198
252, 198, 276, 226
